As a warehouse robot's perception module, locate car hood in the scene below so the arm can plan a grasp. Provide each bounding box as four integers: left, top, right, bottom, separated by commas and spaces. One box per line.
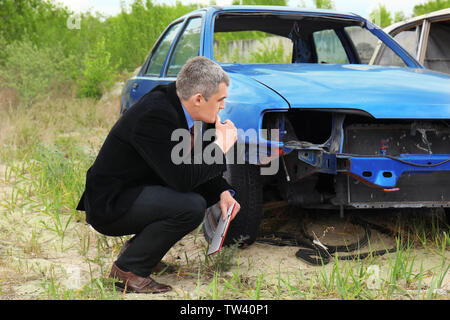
221, 63, 450, 119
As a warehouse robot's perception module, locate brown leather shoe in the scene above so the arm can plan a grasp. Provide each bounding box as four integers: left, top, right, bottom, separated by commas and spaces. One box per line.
118, 240, 178, 275
109, 263, 172, 294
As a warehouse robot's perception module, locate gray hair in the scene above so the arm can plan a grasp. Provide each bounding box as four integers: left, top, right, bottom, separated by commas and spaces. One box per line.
176, 56, 230, 101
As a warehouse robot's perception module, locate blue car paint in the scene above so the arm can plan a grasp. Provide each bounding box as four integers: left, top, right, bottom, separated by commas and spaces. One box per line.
344, 154, 450, 188
287, 148, 450, 189
221, 63, 450, 120
121, 6, 450, 192
222, 72, 289, 142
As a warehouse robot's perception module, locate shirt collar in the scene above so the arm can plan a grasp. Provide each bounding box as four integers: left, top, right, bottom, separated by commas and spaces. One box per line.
181, 103, 194, 130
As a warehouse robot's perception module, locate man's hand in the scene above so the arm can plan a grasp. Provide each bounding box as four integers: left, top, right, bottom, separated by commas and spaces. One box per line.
219, 190, 240, 221
214, 115, 237, 154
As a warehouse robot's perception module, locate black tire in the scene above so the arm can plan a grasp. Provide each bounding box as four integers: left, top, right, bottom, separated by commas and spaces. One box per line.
203, 164, 263, 246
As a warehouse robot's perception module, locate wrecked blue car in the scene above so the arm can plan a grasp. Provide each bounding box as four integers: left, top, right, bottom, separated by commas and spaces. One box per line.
121, 6, 450, 245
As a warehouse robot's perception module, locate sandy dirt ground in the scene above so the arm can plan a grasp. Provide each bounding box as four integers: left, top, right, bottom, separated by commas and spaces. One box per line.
0, 168, 448, 300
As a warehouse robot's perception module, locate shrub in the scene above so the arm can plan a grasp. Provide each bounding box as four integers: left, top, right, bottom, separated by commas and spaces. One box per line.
77, 37, 120, 100
0, 39, 74, 106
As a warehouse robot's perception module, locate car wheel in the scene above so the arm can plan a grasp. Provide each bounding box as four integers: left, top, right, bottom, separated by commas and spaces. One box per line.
203, 164, 263, 247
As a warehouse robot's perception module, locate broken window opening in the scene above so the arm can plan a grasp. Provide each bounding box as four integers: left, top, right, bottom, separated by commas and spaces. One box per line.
213, 13, 407, 67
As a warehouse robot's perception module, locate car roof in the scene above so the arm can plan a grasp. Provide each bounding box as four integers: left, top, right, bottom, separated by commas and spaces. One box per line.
184, 5, 362, 20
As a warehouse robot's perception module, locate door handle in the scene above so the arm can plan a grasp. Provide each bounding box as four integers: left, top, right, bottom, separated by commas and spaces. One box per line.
132, 82, 139, 89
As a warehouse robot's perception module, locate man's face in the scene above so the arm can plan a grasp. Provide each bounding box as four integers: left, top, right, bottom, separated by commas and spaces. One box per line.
195, 82, 227, 123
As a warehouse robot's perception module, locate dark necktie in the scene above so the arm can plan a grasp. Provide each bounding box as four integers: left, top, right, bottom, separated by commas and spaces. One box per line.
190, 126, 195, 150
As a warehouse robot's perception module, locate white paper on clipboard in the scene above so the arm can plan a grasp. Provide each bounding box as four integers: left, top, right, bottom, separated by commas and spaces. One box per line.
207, 202, 236, 256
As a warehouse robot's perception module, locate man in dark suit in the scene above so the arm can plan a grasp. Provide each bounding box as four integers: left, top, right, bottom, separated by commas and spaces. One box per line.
76, 57, 240, 293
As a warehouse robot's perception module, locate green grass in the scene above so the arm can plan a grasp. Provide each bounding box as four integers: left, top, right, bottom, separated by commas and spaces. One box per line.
0, 76, 449, 300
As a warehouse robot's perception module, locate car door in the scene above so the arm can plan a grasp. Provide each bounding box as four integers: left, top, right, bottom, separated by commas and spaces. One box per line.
125, 20, 184, 110
164, 16, 204, 78
125, 15, 204, 111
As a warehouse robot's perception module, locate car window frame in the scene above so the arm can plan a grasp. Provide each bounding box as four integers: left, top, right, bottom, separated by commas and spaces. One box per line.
208, 10, 420, 68
162, 14, 205, 78
208, 10, 366, 64
388, 20, 428, 64
393, 25, 422, 59
335, 28, 361, 64
373, 20, 429, 68
141, 19, 185, 78
416, 19, 431, 65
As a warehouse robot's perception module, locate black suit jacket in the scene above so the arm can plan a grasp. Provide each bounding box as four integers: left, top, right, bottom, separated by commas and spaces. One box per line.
76, 82, 232, 227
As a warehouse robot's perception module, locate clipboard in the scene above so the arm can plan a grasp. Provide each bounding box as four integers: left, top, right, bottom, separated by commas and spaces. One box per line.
207, 202, 236, 256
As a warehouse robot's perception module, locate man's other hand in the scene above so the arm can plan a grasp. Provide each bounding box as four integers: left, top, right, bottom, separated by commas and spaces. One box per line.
219, 190, 240, 221
214, 115, 237, 154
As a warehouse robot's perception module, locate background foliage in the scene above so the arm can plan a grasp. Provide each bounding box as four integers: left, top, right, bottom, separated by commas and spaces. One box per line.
413, 0, 450, 16
0, 0, 197, 101
0, 0, 448, 103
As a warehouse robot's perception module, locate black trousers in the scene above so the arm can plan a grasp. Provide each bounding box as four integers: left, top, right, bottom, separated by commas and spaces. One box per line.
93, 185, 207, 277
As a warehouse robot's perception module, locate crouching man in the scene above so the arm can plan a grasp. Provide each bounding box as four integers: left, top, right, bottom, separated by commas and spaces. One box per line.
76, 57, 240, 293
